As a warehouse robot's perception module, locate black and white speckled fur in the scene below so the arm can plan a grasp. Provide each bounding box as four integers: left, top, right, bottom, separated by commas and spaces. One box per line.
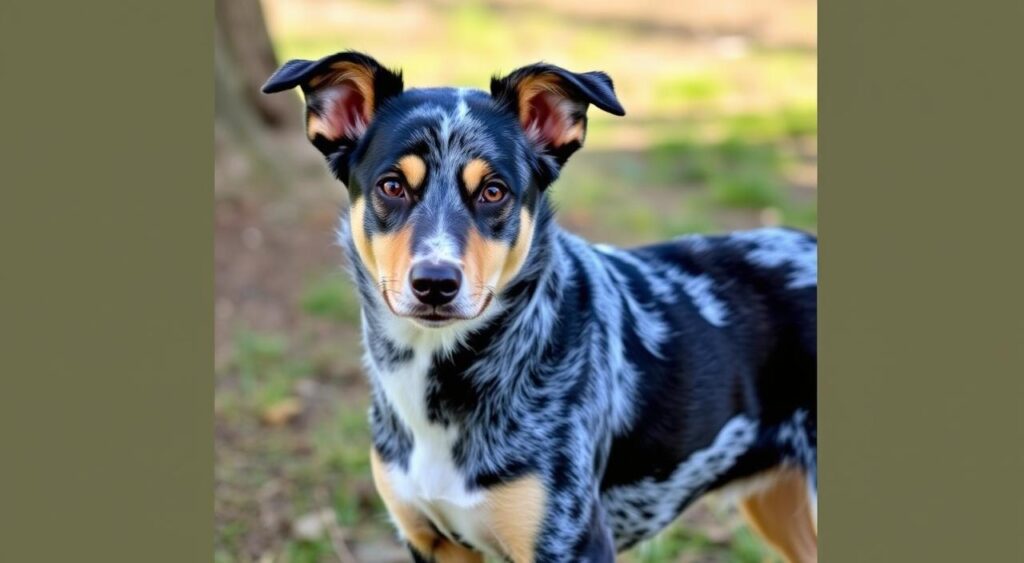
264, 51, 817, 562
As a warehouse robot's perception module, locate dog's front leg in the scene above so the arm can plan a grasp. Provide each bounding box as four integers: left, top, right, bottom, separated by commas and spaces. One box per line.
527, 481, 614, 563
569, 492, 616, 563
370, 449, 483, 563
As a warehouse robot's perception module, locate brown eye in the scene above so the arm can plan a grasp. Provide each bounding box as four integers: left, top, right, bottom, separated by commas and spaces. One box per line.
378, 178, 406, 199
479, 182, 507, 204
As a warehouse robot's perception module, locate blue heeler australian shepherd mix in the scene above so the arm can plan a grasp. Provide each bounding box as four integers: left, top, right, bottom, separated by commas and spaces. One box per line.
264, 51, 817, 562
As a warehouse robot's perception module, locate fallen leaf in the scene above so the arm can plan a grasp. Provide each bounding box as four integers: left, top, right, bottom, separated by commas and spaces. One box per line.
261, 398, 302, 426
292, 508, 336, 541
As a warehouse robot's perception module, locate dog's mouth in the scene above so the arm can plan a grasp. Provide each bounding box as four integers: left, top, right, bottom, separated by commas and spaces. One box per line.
411, 311, 460, 328
382, 292, 494, 328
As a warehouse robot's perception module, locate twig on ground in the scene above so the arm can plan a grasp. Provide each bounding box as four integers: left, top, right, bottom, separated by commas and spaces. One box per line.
316, 488, 360, 563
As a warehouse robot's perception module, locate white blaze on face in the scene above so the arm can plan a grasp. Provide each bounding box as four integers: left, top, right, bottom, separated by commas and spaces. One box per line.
415, 229, 461, 265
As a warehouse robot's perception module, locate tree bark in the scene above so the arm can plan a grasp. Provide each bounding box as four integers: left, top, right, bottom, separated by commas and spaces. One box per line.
215, 0, 299, 129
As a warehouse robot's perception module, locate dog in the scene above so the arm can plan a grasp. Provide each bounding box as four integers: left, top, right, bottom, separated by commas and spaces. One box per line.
263, 51, 817, 563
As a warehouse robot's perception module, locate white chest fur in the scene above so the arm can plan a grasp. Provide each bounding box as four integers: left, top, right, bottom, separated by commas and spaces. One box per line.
375, 346, 504, 558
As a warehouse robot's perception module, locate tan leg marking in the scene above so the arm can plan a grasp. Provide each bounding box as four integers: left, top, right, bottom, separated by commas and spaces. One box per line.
461, 159, 492, 196
483, 475, 547, 563
513, 75, 586, 147
370, 450, 484, 563
398, 154, 427, 190
433, 542, 485, 563
739, 466, 818, 563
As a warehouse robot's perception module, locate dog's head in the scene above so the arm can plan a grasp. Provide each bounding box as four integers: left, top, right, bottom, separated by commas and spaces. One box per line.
264, 51, 624, 328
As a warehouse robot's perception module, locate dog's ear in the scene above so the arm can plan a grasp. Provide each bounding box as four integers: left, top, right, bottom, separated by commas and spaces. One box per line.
263, 51, 403, 158
491, 63, 625, 165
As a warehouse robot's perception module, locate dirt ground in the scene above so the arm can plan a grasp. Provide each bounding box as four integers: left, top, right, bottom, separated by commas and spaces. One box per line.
216, 1, 815, 561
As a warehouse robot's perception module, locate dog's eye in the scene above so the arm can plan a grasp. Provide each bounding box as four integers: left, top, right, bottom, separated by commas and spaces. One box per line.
378, 178, 406, 199
479, 181, 507, 204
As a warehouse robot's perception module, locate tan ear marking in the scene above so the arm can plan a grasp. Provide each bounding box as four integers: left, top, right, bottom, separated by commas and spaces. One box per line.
326, 61, 376, 122
304, 61, 377, 143
462, 158, 491, 196
514, 74, 585, 147
515, 74, 567, 124
559, 120, 586, 147
398, 154, 427, 189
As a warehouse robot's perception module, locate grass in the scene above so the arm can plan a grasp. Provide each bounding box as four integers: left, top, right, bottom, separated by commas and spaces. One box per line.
231, 330, 312, 412
301, 272, 362, 324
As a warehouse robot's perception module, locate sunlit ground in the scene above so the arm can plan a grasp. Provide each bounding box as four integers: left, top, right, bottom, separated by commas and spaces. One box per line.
216, 0, 815, 561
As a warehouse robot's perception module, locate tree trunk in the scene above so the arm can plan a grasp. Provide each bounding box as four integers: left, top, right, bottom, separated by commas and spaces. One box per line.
215, 0, 299, 130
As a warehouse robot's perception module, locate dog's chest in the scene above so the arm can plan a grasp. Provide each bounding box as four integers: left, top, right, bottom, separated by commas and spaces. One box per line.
376, 352, 502, 557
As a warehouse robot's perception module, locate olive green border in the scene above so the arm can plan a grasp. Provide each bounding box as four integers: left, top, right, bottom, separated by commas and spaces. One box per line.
2, 0, 1023, 561
820, 0, 1024, 560
0, 1, 212, 561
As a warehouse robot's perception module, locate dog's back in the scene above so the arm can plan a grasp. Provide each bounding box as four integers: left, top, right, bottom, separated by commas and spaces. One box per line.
592, 227, 817, 553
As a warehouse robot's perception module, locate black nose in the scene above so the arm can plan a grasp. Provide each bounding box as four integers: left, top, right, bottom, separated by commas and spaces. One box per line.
409, 261, 462, 306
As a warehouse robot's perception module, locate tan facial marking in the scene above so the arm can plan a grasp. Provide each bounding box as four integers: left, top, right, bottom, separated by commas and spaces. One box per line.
370, 450, 483, 562
463, 209, 535, 302
484, 475, 547, 563
372, 224, 414, 307
398, 154, 427, 189
349, 198, 377, 278
462, 158, 492, 196
350, 198, 415, 302
499, 210, 534, 289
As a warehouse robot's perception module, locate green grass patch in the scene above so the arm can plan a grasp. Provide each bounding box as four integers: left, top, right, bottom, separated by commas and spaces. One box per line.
632, 525, 703, 562
725, 106, 817, 141
782, 201, 818, 232
312, 402, 376, 526
287, 538, 334, 563
650, 134, 789, 209
709, 171, 784, 209
780, 104, 818, 136
301, 272, 361, 323
232, 330, 312, 409
730, 525, 783, 562
654, 73, 726, 109
651, 138, 717, 184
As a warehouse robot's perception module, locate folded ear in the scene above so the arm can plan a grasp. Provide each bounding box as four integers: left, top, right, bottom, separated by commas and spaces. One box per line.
490, 63, 625, 165
262, 51, 403, 157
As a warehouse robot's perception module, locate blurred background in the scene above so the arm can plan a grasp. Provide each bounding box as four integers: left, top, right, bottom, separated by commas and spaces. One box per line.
215, 0, 816, 561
